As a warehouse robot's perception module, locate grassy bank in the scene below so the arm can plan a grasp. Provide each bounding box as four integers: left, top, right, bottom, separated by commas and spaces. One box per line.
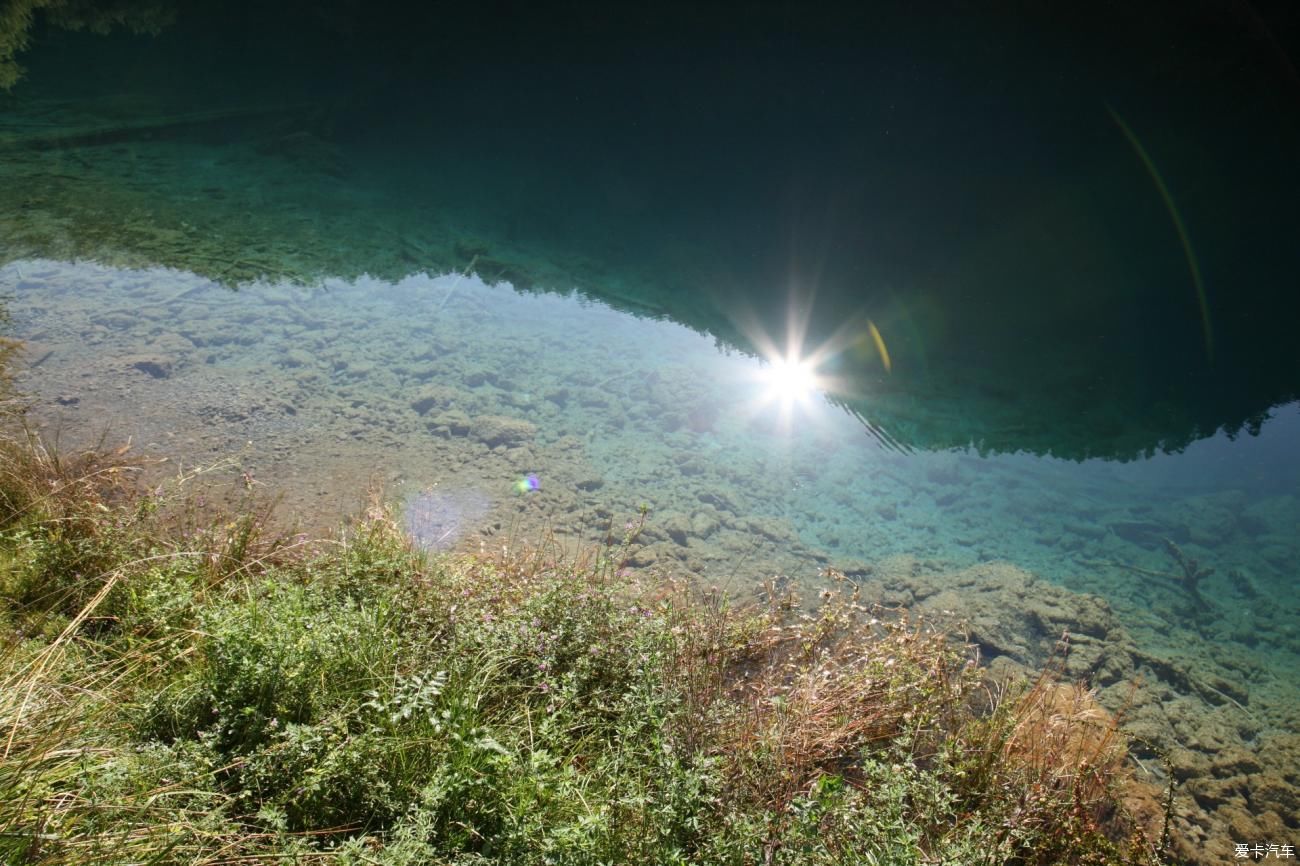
0, 425, 1170, 865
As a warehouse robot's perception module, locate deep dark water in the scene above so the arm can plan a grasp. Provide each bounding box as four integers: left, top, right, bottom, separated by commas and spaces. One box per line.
5, 0, 1299, 459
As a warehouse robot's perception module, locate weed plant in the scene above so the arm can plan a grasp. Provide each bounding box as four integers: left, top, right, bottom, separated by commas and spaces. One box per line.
0, 425, 1170, 865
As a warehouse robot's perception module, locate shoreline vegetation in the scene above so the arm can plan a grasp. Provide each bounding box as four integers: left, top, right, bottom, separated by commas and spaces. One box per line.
0, 401, 1171, 864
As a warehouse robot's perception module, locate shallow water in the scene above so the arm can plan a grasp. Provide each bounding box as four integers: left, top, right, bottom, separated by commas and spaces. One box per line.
3, 2, 1299, 858
7, 258, 1297, 683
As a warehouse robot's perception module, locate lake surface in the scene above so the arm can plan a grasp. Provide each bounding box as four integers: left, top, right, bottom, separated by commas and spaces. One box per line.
2, 2, 1298, 860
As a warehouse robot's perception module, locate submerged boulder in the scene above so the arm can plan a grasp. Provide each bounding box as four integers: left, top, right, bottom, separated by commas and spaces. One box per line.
471, 414, 537, 448
122, 353, 175, 379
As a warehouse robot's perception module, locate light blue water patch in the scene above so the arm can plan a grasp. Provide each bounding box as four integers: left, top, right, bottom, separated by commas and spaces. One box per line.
404, 487, 491, 551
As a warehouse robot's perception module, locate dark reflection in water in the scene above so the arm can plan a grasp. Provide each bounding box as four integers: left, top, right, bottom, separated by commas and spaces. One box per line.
3, 1, 1297, 459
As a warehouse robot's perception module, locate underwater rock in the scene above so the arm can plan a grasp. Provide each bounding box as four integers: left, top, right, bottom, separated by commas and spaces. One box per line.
661, 512, 692, 546
93, 311, 141, 330
673, 455, 708, 477
932, 490, 964, 507
343, 358, 377, 378
578, 392, 610, 409
462, 367, 496, 388
628, 542, 679, 570
573, 474, 604, 492
1058, 632, 1134, 686
471, 414, 536, 447
1210, 747, 1263, 778
1167, 491, 1248, 544
832, 558, 874, 579
696, 486, 740, 514
123, 353, 174, 379
427, 410, 471, 437
282, 348, 315, 368
1063, 520, 1107, 541
293, 368, 324, 389
746, 516, 795, 544
1190, 776, 1248, 810
1250, 766, 1300, 817
860, 553, 1299, 864
409, 384, 465, 415
878, 560, 1132, 678
147, 333, 195, 354
690, 509, 719, 538
686, 402, 719, 433
1024, 594, 1113, 640
1200, 672, 1250, 708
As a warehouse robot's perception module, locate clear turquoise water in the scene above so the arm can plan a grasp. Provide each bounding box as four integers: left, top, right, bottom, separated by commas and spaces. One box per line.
6, 258, 1297, 675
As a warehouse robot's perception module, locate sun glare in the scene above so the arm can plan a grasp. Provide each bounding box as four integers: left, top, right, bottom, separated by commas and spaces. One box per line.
763, 355, 818, 406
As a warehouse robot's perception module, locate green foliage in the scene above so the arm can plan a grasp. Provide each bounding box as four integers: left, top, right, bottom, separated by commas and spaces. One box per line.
0, 0, 174, 90
0, 434, 1170, 865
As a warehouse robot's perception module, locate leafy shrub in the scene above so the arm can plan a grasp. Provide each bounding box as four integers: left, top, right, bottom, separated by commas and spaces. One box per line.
0, 446, 1169, 865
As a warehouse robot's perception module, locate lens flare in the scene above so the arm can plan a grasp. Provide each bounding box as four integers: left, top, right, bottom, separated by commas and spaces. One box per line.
763, 355, 819, 405
515, 473, 540, 494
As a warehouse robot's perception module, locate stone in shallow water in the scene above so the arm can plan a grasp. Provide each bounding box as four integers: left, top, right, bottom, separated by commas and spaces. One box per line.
403, 488, 491, 551
123, 353, 174, 379
471, 414, 536, 448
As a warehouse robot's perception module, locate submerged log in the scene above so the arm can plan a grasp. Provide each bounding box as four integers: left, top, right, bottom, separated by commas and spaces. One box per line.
0, 102, 318, 152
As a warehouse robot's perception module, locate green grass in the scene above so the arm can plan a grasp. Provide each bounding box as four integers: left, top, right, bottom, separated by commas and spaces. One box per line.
0, 425, 1171, 865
